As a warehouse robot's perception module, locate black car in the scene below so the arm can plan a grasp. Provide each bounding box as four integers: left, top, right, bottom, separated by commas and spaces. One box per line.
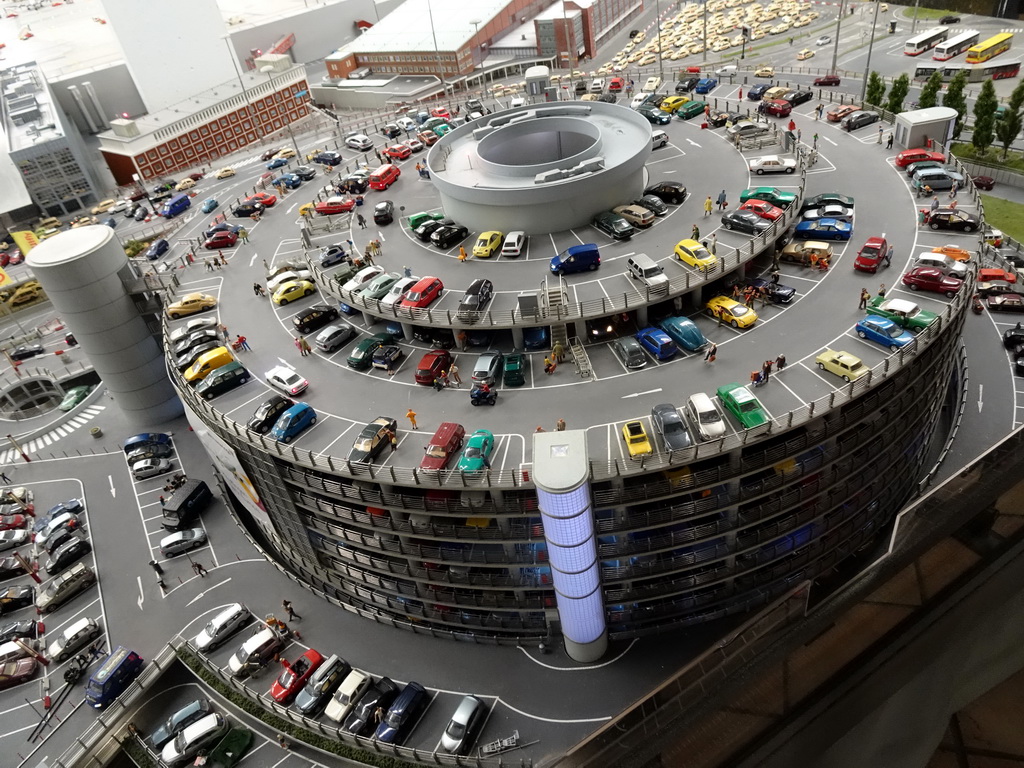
0, 557, 25, 582
637, 106, 671, 125
721, 210, 771, 235
233, 202, 264, 218
1015, 346, 1024, 377
940, 14, 960, 23
371, 345, 403, 370
124, 203, 141, 218
0, 620, 36, 643
457, 279, 494, 320
10, 344, 44, 361
598, 93, 617, 103
0, 585, 34, 614
44, 527, 78, 555
747, 84, 769, 101
593, 211, 634, 240
248, 395, 294, 434
431, 224, 470, 249
651, 403, 692, 451
172, 330, 219, 358
643, 181, 687, 205
782, 89, 814, 106
319, 245, 350, 268
381, 124, 402, 139
145, 239, 169, 260
800, 193, 855, 213
676, 76, 700, 93
414, 218, 451, 242
633, 195, 668, 216
175, 341, 221, 371
735, 277, 796, 304
46, 536, 91, 576
928, 209, 978, 232
373, 200, 395, 225
348, 417, 399, 464
293, 165, 317, 181
204, 223, 241, 239
1003, 326, 1024, 349
292, 305, 339, 335
134, 206, 150, 221
344, 677, 400, 735
340, 175, 369, 194
149, 699, 214, 750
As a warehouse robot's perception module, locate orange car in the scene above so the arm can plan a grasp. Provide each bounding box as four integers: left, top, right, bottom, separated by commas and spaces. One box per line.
827, 104, 859, 123
931, 244, 972, 262
417, 131, 439, 146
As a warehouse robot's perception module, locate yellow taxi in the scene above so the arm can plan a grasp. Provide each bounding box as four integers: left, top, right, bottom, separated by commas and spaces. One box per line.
175, 178, 195, 191
166, 293, 218, 319
674, 239, 717, 271
275, 147, 297, 159
472, 231, 504, 258
214, 167, 236, 179
705, 296, 758, 328
90, 199, 116, 215
814, 349, 869, 382
797, 48, 815, 60
272, 280, 316, 306
298, 203, 316, 217
754, 65, 775, 78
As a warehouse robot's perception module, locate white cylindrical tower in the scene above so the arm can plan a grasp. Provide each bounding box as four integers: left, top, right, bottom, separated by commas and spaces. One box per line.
27, 226, 182, 424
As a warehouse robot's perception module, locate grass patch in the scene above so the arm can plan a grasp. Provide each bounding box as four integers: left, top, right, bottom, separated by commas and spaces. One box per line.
905, 6, 950, 19
980, 195, 1024, 244
951, 143, 1024, 174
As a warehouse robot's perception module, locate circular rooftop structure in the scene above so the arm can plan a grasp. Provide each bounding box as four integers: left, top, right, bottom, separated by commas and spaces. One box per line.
426, 101, 653, 234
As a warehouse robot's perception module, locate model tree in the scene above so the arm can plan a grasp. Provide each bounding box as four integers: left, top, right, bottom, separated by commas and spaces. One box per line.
865, 71, 887, 107
942, 70, 969, 139
917, 70, 944, 109
995, 108, 1023, 159
886, 74, 911, 113
971, 79, 999, 152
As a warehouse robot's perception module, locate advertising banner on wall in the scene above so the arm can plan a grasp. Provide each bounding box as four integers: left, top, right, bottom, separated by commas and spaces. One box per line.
184, 405, 275, 535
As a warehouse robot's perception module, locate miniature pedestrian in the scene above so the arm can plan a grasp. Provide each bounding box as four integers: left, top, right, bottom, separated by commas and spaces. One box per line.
149, 559, 163, 575
406, 408, 418, 429
215, 252, 224, 269
404, 265, 412, 278
277, 735, 290, 751
930, 196, 940, 213
357, 213, 367, 228
788, 118, 796, 133
238, 227, 249, 243
691, 224, 700, 240
236, 335, 250, 351
300, 338, 311, 356
776, 353, 787, 371
732, 283, 742, 299
282, 599, 302, 621
815, 103, 824, 120
949, 181, 958, 199
772, 250, 781, 271
372, 240, 382, 258
205, 258, 214, 272
552, 340, 565, 363
704, 342, 717, 364
555, 418, 566, 431
346, 239, 355, 251
704, 196, 713, 217
809, 252, 820, 270
918, 208, 927, 226
771, 270, 780, 284
797, 128, 802, 144
878, 284, 886, 298
458, 245, 468, 262
374, 706, 385, 725
543, 356, 553, 374
432, 376, 444, 392
294, 336, 302, 353
762, 359, 773, 382
389, 430, 398, 452
192, 561, 207, 578
886, 133, 894, 149
535, 426, 545, 433
884, 245, 893, 267
263, 258, 270, 271
363, 248, 374, 266
717, 189, 727, 210
877, 125, 883, 144
448, 363, 461, 387
859, 288, 870, 309
218, 324, 229, 341
253, 282, 265, 296
439, 369, 450, 387
812, 132, 818, 148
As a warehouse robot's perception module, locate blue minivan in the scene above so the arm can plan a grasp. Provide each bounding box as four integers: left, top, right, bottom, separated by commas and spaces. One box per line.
550, 244, 600, 276
161, 193, 192, 218
86, 646, 144, 708
270, 403, 317, 443
375, 681, 428, 744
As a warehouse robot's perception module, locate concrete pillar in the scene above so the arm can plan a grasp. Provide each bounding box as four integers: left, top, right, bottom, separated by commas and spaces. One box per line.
27, 226, 182, 424
400, 322, 415, 341
635, 306, 649, 327
511, 326, 524, 349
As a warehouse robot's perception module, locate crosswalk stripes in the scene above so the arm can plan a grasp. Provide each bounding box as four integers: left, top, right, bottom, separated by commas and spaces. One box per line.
0, 405, 106, 464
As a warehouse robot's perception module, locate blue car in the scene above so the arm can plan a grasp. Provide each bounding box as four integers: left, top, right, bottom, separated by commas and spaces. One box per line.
695, 78, 718, 94
636, 328, 678, 360
200, 198, 219, 214
270, 403, 317, 443
793, 217, 852, 241
524, 326, 549, 351
747, 84, 769, 101
102, 217, 118, 228
854, 316, 915, 352
145, 238, 169, 260
657, 316, 707, 352
266, 157, 288, 170
276, 173, 302, 189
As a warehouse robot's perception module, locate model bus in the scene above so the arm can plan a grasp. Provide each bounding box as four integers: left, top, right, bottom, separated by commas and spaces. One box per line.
966, 32, 1013, 64
933, 30, 980, 61
904, 26, 948, 56
913, 60, 1021, 83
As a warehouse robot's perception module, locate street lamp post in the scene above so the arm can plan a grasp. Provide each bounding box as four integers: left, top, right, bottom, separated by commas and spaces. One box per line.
426, 0, 448, 99
860, 0, 882, 104
655, 0, 665, 86
830, 0, 846, 75
470, 19, 483, 90
260, 66, 302, 158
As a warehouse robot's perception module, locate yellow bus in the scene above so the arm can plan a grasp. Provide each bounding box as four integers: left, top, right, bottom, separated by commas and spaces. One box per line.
966, 32, 1013, 64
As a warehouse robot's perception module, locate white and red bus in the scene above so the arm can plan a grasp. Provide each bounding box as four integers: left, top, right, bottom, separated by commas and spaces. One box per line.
933, 30, 980, 61
904, 26, 949, 56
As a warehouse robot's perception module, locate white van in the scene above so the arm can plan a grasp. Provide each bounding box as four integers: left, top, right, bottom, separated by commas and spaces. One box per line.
685, 392, 727, 441
227, 627, 284, 676
627, 253, 669, 292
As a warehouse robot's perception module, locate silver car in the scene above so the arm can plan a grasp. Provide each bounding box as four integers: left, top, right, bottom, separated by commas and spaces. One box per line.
159, 528, 207, 558
193, 603, 252, 652
131, 458, 172, 480
471, 351, 504, 386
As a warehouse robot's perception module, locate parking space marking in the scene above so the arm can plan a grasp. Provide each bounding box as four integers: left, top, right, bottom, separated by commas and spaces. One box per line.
316, 419, 358, 458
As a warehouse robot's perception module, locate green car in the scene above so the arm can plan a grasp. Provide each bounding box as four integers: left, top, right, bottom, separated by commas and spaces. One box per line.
347, 332, 394, 370
360, 272, 401, 300
716, 382, 769, 429
866, 296, 937, 334
407, 211, 444, 229
434, 124, 452, 137
675, 100, 707, 120
58, 385, 93, 412
503, 353, 526, 387
738, 186, 798, 209
456, 429, 494, 471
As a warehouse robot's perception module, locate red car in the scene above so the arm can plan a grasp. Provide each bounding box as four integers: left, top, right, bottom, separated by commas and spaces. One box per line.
739, 199, 784, 220
188, 172, 205, 181
415, 349, 453, 385
384, 144, 412, 160
894, 148, 945, 168
827, 104, 859, 123
763, 99, 792, 117
269, 648, 323, 703
609, 77, 625, 92
813, 75, 841, 86
971, 174, 995, 190
8, 250, 24, 265
204, 231, 238, 250
246, 192, 278, 208
901, 267, 962, 297
0, 515, 26, 531
430, 107, 451, 119
979, 268, 1016, 284
399, 276, 444, 310
314, 197, 357, 215
854, 236, 888, 273
0, 253, 9, 268
0, 658, 37, 690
